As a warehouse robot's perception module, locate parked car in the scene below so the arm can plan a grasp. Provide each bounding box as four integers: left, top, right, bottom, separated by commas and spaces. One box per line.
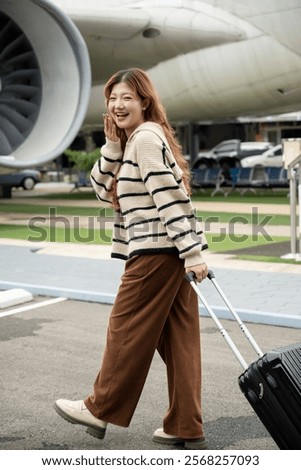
240, 144, 283, 168
192, 139, 274, 169
0, 169, 41, 190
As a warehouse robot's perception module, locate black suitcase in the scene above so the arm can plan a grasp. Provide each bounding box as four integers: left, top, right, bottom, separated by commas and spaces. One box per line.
186, 270, 301, 450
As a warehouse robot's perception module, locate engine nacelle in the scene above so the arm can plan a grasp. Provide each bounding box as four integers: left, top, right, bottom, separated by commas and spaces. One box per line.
0, 0, 91, 170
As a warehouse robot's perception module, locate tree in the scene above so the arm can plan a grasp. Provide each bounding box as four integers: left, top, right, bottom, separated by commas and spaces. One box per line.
64, 148, 100, 173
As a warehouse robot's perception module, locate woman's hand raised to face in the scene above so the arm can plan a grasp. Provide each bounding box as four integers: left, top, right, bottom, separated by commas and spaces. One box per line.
103, 114, 119, 142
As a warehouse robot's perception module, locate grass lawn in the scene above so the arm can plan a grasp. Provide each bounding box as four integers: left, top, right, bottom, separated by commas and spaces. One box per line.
196, 211, 289, 226
12, 188, 290, 204
0, 203, 290, 226
0, 222, 289, 252
233, 254, 300, 264
1, 188, 295, 263
0, 224, 112, 245
192, 189, 289, 204
0, 203, 114, 218
205, 233, 289, 253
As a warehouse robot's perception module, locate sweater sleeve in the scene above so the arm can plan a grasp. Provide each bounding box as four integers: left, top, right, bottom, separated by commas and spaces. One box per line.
90, 140, 123, 207
136, 133, 207, 267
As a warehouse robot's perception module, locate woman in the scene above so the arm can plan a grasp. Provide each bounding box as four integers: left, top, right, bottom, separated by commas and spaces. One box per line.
54, 68, 208, 450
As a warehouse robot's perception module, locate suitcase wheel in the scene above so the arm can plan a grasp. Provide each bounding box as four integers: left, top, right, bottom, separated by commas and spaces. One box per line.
266, 374, 278, 389
247, 389, 259, 405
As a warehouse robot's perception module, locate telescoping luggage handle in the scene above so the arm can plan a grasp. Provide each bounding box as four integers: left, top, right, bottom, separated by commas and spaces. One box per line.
185, 270, 264, 371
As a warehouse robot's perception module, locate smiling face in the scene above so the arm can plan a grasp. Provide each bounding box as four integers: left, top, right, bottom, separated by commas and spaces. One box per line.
108, 82, 146, 138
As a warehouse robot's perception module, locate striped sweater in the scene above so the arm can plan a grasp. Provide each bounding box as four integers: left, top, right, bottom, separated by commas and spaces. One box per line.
90, 122, 207, 267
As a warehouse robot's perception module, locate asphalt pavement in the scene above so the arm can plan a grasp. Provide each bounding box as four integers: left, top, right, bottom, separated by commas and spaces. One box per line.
0, 240, 301, 451
2, 297, 301, 451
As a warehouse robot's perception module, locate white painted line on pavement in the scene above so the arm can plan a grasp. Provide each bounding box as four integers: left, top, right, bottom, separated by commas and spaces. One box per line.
0, 297, 67, 319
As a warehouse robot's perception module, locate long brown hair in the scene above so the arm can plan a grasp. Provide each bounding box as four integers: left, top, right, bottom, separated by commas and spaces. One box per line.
103, 68, 191, 208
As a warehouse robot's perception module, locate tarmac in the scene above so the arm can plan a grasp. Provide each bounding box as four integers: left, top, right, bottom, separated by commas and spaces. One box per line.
1, 183, 301, 452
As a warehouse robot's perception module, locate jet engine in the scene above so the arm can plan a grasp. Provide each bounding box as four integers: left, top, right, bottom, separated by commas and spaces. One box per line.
0, 0, 91, 170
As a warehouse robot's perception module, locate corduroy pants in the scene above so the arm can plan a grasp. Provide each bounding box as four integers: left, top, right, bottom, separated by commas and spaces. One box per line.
85, 253, 204, 439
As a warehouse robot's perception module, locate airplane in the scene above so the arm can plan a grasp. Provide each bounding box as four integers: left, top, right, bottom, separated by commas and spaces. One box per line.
1, 0, 301, 175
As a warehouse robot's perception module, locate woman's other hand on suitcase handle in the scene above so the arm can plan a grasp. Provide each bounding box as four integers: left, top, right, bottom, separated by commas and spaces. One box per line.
185, 263, 208, 283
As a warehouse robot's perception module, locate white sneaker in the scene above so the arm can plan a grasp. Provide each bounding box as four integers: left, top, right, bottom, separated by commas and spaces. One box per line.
152, 428, 207, 450
54, 399, 107, 439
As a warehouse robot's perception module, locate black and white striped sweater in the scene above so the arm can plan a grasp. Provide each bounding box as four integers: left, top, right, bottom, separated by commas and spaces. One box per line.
90, 122, 207, 267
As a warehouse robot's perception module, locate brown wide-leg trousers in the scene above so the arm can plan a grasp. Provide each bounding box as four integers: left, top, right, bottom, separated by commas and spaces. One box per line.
85, 253, 204, 439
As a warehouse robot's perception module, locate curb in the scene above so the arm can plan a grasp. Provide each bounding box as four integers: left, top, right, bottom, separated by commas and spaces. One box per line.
1, 281, 300, 329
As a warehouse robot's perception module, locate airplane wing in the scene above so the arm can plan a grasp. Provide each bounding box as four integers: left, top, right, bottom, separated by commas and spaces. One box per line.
67, 4, 245, 84
78, 0, 301, 124
1, 0, 301, 172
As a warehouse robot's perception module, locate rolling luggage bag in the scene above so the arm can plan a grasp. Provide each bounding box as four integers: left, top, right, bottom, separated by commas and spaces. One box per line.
186, 270, 301, 450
